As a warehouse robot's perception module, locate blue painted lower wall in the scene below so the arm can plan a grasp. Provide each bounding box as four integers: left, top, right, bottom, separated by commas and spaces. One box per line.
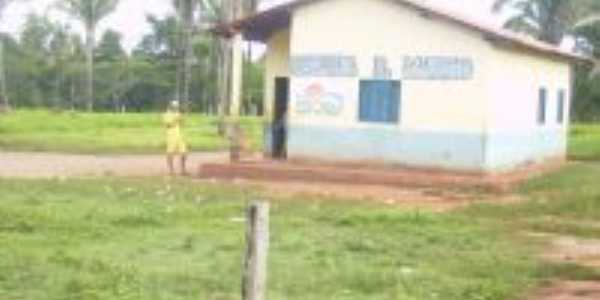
485, 129, 566, 171
263, 123, 273, 157
287, 125, 487, 171
280, 125, 566, 172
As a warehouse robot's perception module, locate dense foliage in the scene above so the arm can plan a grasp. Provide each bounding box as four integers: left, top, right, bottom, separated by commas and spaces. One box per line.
494, 0, 600, 121
1, 12, 263, 113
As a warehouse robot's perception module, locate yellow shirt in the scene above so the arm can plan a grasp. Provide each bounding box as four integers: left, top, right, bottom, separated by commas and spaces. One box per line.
163, 111, 183, 137
163, 111, 187, 154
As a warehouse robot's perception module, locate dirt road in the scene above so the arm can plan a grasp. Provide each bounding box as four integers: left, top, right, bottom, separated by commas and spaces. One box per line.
0, 151, 227, 178
0, 151, 525, 211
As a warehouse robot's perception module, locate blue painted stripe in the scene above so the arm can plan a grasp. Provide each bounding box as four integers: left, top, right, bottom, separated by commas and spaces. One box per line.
485, 129, 566, 170
287, 125, 486, 171
263, 123, 273, 157
263, 124, 567, 172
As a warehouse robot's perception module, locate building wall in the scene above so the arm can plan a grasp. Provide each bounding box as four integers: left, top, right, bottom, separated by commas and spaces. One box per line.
263, 29, 290, 154
286, 0, 494, 170
260, 0, 572, 171
484, 47, 571, 170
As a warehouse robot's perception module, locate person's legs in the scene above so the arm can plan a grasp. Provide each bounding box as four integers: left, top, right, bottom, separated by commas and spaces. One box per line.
177, 139, 188, 176
180, 153, 188, 176
166, 153, 175, 176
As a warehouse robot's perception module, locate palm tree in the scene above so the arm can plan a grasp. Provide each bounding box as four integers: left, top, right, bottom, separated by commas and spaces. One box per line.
173, 0, 198, 110
55, 0, 119, 111
0, 0, 17, 110
493, 0, 600, 45
197, 0, 232, 133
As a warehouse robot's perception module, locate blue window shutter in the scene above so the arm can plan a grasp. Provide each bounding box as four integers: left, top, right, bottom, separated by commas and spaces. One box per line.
359, 82, 367, 120
359, 80, 401, 123
557, 90, 565, 124
538, 88, 547, 125
390, 81, 400, 122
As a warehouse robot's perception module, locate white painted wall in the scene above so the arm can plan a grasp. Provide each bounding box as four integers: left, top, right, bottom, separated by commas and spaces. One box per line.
486, 48, 571, 132
264, 29, 291, 122
260, 0, 573, 170
288, 0, 495, 133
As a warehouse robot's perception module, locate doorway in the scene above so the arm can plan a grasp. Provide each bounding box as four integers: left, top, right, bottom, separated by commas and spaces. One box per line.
272, 77, 289, 159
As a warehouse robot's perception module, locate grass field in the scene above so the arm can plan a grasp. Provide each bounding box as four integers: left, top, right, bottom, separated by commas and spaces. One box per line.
3, 163, 600, 299
569, 124, 600, 160
0, 110, 263, 154
3, 110, 600, 159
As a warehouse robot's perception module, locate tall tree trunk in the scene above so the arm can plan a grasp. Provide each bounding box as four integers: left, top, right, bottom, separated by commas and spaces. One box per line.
70, 78, 75, 111
0, 38, 9, 110
175, 30, 183, 103
85, 24, 95, 112
54, 71, 62, 110
182, 0, 194, 110
228, 0, 244, 118
216, 0, 237, 135
217, 38, 230, 136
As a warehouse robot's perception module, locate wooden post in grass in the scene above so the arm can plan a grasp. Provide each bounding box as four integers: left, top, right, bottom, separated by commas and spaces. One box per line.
242, 202, 270, 300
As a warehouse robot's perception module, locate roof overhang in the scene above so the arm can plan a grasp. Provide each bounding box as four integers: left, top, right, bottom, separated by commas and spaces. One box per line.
214, 0, 592, 64
212, 1, 298, 41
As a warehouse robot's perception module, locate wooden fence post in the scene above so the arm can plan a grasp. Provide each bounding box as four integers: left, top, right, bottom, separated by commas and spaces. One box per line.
242, 202, 270, 300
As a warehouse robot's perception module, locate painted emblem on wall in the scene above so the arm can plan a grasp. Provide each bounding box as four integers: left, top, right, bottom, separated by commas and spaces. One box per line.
295, 82, 345, 116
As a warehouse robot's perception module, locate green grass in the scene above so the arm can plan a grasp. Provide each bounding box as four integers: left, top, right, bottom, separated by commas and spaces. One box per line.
5, 162, 600, 299
2, 111, 600, 160
569, 124, 600, 160
0, 110, 263, 154
463, 162, 600, 239
0, 177, 543, 300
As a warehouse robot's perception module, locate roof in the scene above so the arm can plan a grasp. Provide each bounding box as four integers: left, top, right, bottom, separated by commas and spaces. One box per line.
215, 0, 590, 63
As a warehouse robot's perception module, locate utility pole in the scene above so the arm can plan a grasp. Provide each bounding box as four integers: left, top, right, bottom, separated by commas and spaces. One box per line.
226, 0, 245, 161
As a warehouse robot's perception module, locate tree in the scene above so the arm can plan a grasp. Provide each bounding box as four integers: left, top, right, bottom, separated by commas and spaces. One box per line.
134, 15, 179, 60
19, 14, 57, 107
173, 0, 198, 109
0, 0, 18, 110
55, 0, 119, 111
95, 29, 129, 111
96, 29, 125, 62
132, 15, 181, 111
571, 23, 600, 121
493, 0, 600, 45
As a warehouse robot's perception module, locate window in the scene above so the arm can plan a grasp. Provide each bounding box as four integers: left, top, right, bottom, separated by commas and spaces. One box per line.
538, 88, 547, 125
359, 80, 401, 123
557, 89, 565, 124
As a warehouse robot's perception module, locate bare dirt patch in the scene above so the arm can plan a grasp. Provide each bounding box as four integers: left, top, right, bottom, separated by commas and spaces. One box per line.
1, 151, 525, 211
524, 232, 600, 300
528, 281, 600, 300
0, 152, 227, 178
200, 158, 567, 192
213, 178, 524, 211
542, 235, 600, 268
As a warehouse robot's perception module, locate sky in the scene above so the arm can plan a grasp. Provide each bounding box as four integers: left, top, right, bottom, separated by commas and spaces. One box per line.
0, 0, 502, 52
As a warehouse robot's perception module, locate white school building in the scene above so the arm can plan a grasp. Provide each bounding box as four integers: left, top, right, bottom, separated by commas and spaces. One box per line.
220, 0, 587, 172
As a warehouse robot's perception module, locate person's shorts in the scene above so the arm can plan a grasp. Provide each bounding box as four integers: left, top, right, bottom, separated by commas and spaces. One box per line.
166, 136, 188, 154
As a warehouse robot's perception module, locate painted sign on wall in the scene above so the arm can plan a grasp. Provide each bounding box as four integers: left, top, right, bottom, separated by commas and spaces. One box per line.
373, 56, 392, 80
402, 56, 474, 80
293, 81, 346, 116
291, 55, 358, 77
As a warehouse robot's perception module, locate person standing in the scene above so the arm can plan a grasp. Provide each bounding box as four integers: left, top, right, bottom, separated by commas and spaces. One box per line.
163, 101, 188, 176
